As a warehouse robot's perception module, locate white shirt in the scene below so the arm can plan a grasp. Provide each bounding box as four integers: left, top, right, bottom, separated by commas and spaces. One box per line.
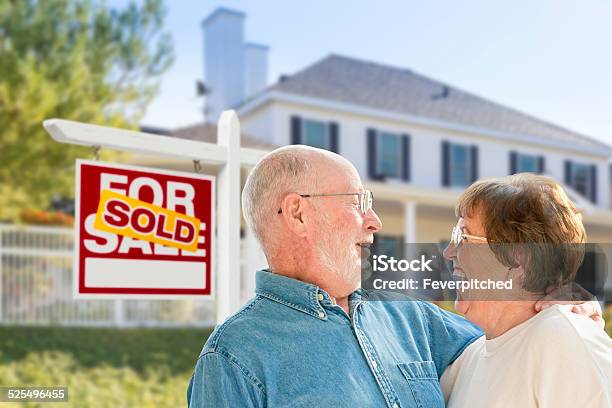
440, 305, 612, 408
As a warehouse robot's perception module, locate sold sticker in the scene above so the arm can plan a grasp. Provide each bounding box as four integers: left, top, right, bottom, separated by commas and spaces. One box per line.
94, 190, 201, 252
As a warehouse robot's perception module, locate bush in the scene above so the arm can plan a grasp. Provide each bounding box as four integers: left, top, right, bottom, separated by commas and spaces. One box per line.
0, 326, 213, 407
0, 326, 212, 375
0, 352, 192, 407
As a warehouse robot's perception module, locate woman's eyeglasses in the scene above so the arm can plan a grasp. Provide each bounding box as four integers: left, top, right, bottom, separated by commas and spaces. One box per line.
450, 224, 488, 246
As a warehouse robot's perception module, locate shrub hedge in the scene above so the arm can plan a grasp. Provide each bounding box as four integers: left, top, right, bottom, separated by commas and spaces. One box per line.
0, 326, 213, 407
0, 326, 213, 375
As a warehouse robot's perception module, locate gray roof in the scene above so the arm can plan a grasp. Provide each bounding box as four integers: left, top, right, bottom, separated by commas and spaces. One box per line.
270, 54, 609, 150
170, 122, 276, 150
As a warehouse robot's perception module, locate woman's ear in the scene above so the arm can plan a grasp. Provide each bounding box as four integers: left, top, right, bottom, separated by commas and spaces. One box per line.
506, 264, 526, 286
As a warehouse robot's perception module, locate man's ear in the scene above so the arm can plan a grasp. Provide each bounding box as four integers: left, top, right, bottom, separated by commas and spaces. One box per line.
280, 193, 308, 237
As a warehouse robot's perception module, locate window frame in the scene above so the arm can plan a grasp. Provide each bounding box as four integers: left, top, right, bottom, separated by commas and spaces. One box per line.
449, 142, 472, 187
301, 119, 331, 150
569, 162, 592, 199
375, 131, 403, 179
516, 153, 539, 173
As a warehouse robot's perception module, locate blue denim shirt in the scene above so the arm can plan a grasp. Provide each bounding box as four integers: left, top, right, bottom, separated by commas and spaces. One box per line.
188, 270, 482, 407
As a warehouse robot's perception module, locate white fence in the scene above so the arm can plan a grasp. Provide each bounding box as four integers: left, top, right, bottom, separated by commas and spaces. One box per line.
0, 224, 217, 327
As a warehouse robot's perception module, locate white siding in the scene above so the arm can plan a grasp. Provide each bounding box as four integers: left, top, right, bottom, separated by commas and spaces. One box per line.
241, 105, 276, 145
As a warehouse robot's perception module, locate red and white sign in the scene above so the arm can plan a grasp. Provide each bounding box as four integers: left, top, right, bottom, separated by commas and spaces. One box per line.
75, 160, 214, 298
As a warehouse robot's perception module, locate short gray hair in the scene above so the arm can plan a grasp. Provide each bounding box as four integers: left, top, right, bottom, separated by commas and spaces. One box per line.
242, 145, 321, 251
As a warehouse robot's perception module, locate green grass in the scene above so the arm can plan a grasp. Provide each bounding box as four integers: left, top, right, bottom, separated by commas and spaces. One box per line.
0, 326, 213, 408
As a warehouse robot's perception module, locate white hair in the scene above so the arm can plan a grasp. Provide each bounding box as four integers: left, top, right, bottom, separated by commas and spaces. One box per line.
242, 145, 335, 253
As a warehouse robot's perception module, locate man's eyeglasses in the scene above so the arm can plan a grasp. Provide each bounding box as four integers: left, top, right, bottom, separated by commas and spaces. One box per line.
277, 190, 374, 215
450, 224, 488, 246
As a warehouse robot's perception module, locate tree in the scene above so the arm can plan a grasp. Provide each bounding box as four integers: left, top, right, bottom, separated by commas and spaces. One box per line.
0, 0, 173, 221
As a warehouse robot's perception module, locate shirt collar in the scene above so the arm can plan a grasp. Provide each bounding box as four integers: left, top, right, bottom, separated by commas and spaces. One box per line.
255, 269, 362, 319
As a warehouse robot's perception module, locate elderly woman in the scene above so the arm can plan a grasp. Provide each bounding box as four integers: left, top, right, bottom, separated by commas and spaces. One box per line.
440, 173, 611, 408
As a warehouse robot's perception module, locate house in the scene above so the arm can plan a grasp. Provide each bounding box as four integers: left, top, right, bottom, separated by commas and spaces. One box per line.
132, 7, 612, 303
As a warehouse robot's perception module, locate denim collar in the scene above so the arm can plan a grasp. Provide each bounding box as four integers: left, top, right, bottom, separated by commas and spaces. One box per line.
255, 269, 362, 320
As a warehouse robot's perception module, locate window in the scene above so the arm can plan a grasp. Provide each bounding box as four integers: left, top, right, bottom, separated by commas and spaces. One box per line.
367, 129, 410, 182
570, 162, 591, 198
302, 119, 330, 150
377, 132, 402, 178
291, 116, 338, 153
442, 142, 477, 187
517, 154, 538, 173
565, 161, 597, 203
450, 144, 471, 187
510, 152, 544, 174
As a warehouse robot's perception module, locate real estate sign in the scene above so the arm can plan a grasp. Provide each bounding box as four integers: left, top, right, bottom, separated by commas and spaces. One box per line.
75, 160, 214, 298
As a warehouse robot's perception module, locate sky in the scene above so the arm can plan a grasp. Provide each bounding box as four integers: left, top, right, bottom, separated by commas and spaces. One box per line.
110, 0, 612, 146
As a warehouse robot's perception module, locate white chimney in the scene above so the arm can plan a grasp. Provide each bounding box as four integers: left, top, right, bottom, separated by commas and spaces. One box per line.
244, 43, 269, 100
201, 8, 269, 123
202, 8, 246, 123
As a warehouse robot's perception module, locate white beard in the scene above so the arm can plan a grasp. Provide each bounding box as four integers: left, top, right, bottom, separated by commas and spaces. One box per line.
315, 214, 360, 285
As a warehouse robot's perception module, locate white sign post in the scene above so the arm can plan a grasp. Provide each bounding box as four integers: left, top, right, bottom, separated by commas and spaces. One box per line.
43, 110, 266, 322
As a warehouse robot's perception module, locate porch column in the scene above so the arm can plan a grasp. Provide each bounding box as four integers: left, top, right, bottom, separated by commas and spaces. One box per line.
404, 201, 417, 243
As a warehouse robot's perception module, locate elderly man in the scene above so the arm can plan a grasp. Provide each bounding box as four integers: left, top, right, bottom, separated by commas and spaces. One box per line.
187, 145, 599, 407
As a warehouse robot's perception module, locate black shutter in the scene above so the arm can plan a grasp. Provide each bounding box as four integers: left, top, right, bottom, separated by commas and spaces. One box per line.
470, 145, 479, 183
442, 141, 450, 187
510, 151, 517, 174
367, 129, 383, 181
401, 134, 410, 182
329, 122, 339, 153
564, 160, 572, 185
537, 156, 546, 174
290, 116, 302, 144
590, 164, 597, 204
